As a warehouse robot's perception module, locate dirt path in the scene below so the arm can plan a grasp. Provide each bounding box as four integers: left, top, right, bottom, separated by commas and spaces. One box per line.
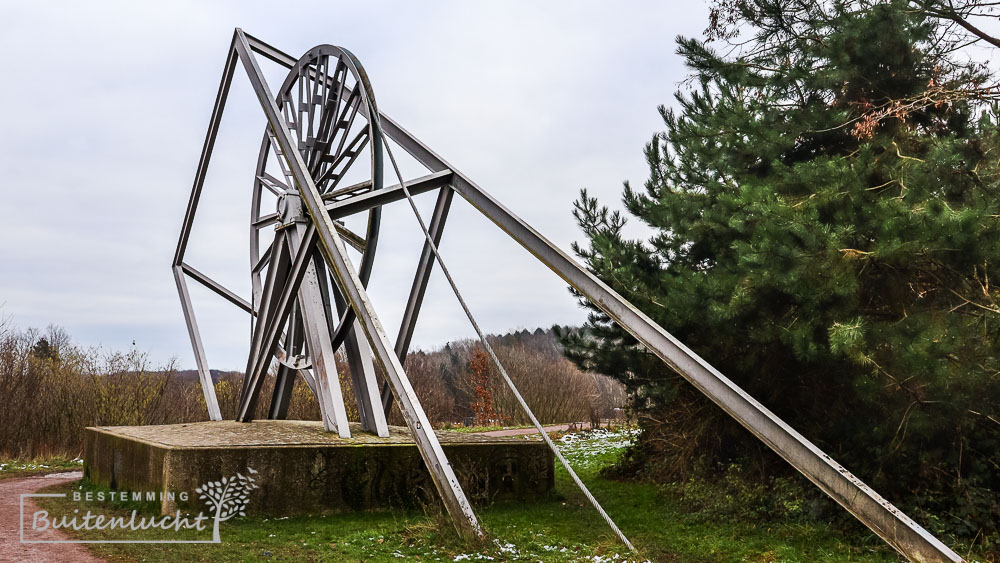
0, 471, 101, 562
475, 422, 592, 437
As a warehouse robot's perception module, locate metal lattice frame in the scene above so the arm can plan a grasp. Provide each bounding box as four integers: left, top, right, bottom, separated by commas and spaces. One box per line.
172, 29, 964, 562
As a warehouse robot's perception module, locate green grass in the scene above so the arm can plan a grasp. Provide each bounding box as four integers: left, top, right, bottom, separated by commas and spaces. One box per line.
440, 423, 540, 434
32, 430, 936, 562
0, 456, 82, 481
441, 422, 597, 434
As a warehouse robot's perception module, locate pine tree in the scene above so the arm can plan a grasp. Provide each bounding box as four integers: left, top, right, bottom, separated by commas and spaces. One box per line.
30, 338, 56, 361
563, 0, 1000, 537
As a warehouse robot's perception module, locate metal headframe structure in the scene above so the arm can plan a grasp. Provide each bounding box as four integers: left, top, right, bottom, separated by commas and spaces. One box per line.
173, 29, 963, 562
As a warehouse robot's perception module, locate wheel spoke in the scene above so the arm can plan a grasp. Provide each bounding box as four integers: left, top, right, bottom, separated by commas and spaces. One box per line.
309, 57, 347, 177
257, 173, 287, 196
327, 58, 348, 148
317, 129, 370, 191
333, 90, 361, 157
316, 59, 345, 149
253, 241, 272, 274
251, 47, 381, 402
295, 72, 307, 149
266, 127, 296, 187
252, 212, 278, 228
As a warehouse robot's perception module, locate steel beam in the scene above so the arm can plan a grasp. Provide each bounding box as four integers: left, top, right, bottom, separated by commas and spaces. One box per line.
238, 225, 317, 421
233, 29, 482, 540
329, 273, 389, 436
368, 107, 961, 563
171, 35, 240, 421
244, 32, 297, 67
268, 314, 300, 420
383, 185, 454, 411
375, 115, 450, 173
253, 213, 278, 228
314, 256, 388, 436
180, 262, 253, 314
174, 37, 239, 266
288, 223, 353, 436
448, 175, 961, 562
252, 245, 271, 275
342, 319, 390, 436
325, 170, 452, 219
242, 229, 291, 407
333, 222, 367, 252
268, 364, 296, 419
172, 266, 222, 420
395, 186, 454, 359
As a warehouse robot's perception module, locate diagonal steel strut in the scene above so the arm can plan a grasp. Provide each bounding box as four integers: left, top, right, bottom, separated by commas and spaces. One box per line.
175, 30, 965, 562
373, 115, 962, 563
232, 29, 483, 540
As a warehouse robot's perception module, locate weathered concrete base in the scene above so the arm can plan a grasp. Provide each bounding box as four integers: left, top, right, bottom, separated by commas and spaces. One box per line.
83, 420, 553, 515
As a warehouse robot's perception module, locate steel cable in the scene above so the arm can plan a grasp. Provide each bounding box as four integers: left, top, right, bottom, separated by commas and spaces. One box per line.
374, 123, 636, 553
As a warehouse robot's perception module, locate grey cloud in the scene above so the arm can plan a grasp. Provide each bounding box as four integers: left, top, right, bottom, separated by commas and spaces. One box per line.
0, 0, 707, 369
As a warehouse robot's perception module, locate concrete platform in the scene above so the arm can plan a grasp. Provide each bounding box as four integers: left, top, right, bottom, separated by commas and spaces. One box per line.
83, 420, 554, 515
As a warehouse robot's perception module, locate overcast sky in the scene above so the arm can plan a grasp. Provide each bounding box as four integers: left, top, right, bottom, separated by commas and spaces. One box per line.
0, 1, 708, 369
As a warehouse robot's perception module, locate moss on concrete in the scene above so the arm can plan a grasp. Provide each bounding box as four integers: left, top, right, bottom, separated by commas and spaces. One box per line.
84, 421, 554, 516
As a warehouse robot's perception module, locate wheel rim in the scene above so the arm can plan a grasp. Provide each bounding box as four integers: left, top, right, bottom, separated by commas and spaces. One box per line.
249, 44, 384, 364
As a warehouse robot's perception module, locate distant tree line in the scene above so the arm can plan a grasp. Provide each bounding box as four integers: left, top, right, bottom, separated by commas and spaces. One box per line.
0, 320, 625, 459
394, 327, 626, 427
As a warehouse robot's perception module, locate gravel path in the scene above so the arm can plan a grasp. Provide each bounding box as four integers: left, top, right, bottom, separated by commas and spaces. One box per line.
0, 471, 101, 562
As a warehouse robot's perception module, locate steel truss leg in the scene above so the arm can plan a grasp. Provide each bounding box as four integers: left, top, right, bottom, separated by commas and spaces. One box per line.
328, 277, 390, 436
288, 223, 353, 437
239, 225, 317, 422
343, 320, 390, 436
173, 266, 223, 420
171, 36, 240, 422
382, 185, 455, 413
449, 177, 961, 562
233, 29, 482, 540
241, 228, 292, 411
365, 113, 962, 563
314, 259, 388, 435
268, 363, 297, 419
183, 30, 960, 560
268, 302, 302, 419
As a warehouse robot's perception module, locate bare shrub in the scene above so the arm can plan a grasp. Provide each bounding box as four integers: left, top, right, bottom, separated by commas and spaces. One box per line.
0, 320, 183, 457
87, 350, 172, 427
391, 330, 629, 427
0, 319, 626, 459
487, 342, 602, 425
400, 351, 455, 425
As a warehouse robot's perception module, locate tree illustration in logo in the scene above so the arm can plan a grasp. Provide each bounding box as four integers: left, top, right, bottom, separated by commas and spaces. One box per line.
196, 467, 259, 542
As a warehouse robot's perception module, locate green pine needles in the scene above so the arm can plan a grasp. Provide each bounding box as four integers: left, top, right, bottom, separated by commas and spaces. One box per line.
562, 0, 1000, 541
